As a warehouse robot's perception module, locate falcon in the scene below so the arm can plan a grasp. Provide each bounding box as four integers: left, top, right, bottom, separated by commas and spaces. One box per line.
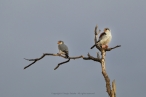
91, 28, 112, 49
58, 40, 69, 58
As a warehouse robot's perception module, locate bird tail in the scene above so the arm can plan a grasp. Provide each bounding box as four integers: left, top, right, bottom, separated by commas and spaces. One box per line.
65, 53, 69, 58
90, 40, 100, 49
90, 45, 96, 49
64, 51, 69, 58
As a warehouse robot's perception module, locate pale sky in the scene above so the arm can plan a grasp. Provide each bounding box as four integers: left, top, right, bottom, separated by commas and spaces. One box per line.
0, 0, 146, 97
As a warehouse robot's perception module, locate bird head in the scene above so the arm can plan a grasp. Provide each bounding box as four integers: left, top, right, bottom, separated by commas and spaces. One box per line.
104, 28, 111, 33
57, 41, 64, 45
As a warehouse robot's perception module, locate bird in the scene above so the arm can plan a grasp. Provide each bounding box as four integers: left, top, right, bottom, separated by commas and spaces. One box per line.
57, 40, 69, 58
91, 28, 112, 49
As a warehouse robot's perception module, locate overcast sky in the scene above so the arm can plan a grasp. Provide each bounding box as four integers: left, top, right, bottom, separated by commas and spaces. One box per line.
0, 0, 146, 97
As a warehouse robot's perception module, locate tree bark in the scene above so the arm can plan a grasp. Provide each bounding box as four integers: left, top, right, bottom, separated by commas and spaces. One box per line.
101, 49, 116, 97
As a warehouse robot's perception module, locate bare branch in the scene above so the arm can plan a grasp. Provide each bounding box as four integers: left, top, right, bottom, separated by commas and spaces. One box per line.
94, 25, 98, 43
69, 56, 83, 60
54, 59, 70, 70
95, 30, 100, 43
24, 61, 37, 69
91, 25, 100, 49
82, 57, 92, 60
102, 70, 112, 96
24, 53, 55, 61
24, 53, 83, 70
24, 53, 56, 69
94, 25, 98, 35
82, 53, 101, 62
106, 45, 121, 51
88, 53, 101, 62
112, 80, 116, 97
91, 45, 121, 52
94, 25, 100, 38
54, 55, 84, 70
101, 49, 112, 96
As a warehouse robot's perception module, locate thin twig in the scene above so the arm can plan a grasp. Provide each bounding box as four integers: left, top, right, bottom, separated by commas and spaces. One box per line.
24, 61, 37, 69
82, 53, 101, 62
106, 45, 121, 51
54, 58, 70, 70
91, 45, 121, 52
94, 25, 98, 43
24, 53, 56, 69
90, 25, 101, 49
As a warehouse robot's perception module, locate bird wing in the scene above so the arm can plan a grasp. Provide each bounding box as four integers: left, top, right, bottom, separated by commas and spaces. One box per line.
58, 45, 61, 51
58, 44, 69, 52
97, 32, 106, 42
58, 44, 69, 58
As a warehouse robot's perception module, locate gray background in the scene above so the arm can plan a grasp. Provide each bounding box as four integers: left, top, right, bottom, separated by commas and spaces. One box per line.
0, 0, 146, 97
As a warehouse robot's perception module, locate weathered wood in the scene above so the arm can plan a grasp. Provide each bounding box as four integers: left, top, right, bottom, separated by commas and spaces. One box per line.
90, 25, 118, 97
101, 49, 112, 96
112, 80, 116, 97
24, 53, 83, 70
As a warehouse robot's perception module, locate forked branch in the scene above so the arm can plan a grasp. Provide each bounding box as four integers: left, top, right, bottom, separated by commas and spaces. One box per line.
83, 53, 101, 62
24, 53, 56, 69
24, 53, 83, 70
24, 52, 102, 70
54, 58, 70, 70
90, 25, 121, 97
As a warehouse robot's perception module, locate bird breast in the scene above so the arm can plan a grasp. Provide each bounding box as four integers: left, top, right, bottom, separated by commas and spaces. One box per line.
99, 33, 112, 45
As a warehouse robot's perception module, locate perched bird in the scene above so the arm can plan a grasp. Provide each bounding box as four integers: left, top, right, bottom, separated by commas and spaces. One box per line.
91, 28, 112, 49
58, 41, 69, 58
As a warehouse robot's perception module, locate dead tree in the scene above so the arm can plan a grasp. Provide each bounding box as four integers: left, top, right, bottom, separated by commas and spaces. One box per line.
88, 25, 120, 97
24, 25, 120, 97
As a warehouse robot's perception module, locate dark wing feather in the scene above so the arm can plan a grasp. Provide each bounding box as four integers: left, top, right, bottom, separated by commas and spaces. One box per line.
63, 51, 69, 58
99, 32, 106, 39
97, 32, 106, 43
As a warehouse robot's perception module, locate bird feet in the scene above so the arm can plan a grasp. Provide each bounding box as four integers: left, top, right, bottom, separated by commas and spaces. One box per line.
57, 53, 61, 56
101, 45, 108, 49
